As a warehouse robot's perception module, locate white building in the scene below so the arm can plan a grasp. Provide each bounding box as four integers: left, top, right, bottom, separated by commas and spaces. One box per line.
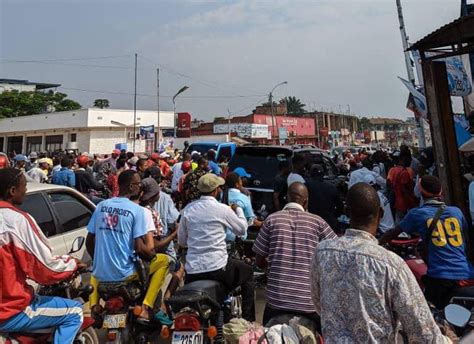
0, 108, 174, 154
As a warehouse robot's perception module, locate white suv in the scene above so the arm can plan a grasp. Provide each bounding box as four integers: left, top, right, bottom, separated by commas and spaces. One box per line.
20, 183, 96, 262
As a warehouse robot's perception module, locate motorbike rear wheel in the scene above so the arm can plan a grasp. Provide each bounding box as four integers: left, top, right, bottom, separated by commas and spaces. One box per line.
75, 327, 99, 344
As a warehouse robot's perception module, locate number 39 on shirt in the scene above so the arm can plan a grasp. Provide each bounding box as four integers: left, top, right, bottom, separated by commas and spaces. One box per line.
426, 217, 463, 247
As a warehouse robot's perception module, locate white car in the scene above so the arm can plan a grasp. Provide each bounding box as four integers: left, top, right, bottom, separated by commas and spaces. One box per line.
20, 183, 96, 262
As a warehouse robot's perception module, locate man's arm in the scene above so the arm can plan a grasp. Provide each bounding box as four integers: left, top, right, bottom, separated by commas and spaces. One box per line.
378, 226, 403, 245
134, 232, 156, 260
253, 218, 271, 269
86, 233, 95, 259
12, 215, 77, 285
154, 229, 177, 251
224, 206, 247, 236
391, 261, 449, 343
273, 192, 281, 212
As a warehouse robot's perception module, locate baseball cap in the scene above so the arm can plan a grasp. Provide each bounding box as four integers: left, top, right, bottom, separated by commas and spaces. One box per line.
151, 152, 160, 161
28, 152, 38, 159
233, 167, 251, 178
113, 149, 121, 155
77, 155, 90, 167
160, 152, 170, 159
197, 173, 225, 193
14, 154, 27, 162
128, 156, 139, 166
141, 177, 161, 202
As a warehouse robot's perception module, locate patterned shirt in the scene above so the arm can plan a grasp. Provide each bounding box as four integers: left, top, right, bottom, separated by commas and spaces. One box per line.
311, 228, 448, 344
253, 203, 337, 313
182, 169, 207, 205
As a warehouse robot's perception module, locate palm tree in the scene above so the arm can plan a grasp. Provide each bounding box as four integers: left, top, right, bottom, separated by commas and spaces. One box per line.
93, 99, 110, 109
283, 96, 306, 115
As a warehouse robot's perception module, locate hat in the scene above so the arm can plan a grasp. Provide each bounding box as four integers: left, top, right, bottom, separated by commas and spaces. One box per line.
77, 155, 90, 167
28, 152, 38, 159
197, 173, 225, 193
160, 152, 170, 159
128, 156, 139, 166
141, 177, 161, 202
233, 167, 251, 178
138, 154, 148, 160
150, 152, 160, 161
113, 149, 121, 155
37, 158, 51, 166
191, 151, 200, 157
14, 154, 27, 162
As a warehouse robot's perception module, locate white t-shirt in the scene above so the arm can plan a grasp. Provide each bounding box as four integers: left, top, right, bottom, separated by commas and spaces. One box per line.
143, 207, 157, 234
287, 173, 305, 186
378, 191, 394, 233
26, 168, 47, 183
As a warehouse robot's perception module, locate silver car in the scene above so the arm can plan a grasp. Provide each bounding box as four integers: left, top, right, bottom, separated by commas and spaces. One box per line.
20, 183, 96, 262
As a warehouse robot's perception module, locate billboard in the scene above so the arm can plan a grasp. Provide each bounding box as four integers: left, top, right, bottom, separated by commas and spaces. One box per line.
139, 125, 154, 140
213, 123, 268, 138
176, 112, 191, 138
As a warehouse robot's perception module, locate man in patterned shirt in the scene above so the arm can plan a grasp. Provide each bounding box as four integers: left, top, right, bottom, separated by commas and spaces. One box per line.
253, 182, 336, 330
311, 183, 450, 343
182, 157, 209, 207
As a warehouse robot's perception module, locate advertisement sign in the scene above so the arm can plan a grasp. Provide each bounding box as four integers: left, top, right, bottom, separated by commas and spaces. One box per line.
412, 50, 472, 97
319, 127, 329, 137
399, 77, 428, 119
177, 112, 191, 138
139, 125, 154, 140
278, 127, 288, 140
214, 123, 268, 138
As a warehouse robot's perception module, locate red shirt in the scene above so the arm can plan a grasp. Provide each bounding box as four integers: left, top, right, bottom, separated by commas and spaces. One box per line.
388, 166, 417, 212
107, 174, 119, 198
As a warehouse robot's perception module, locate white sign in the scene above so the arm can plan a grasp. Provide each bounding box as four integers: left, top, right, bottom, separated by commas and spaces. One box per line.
399, 77, 428, 119
214, 123, 269, 138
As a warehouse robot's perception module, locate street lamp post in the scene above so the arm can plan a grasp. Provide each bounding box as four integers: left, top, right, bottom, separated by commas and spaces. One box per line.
173, 86, 190, 138
269, 81, 288, 143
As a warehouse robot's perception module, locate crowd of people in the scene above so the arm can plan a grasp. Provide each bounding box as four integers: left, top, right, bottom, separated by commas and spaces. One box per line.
0, 142, 473, 343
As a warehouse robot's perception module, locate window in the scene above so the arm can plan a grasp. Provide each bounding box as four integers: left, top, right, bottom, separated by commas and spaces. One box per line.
26, 136, 42, 154
218, 146, 232, 162
0, 137, 4, 151
20, 193, 56, 237
7, 136, 23, 154
70, 133, 77, 142
48, 193, 93, 233
45, 135, 63, 152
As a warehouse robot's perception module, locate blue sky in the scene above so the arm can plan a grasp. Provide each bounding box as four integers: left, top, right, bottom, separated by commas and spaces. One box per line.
0, 0, 465, 120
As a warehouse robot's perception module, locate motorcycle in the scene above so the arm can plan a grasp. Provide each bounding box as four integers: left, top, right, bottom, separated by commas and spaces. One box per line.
164, 280, 242, 344
93, 256, 165, 344
385, 236, 427, 289
0, 237, 98, 344
443, 303, 474, 342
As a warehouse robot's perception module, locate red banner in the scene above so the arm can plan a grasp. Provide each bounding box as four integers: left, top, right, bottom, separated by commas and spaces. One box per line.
319, 126, 329, 137
177, 112, 191, 138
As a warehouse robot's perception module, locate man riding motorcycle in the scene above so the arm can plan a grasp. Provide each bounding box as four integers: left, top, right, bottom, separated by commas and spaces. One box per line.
86, 170, 169, 323
0, 168, 86, 344
380, 175, 474, 309
178, 173, 256, 321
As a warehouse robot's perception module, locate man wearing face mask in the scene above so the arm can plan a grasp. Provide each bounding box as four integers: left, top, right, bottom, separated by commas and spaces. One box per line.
178, 174, 255, 321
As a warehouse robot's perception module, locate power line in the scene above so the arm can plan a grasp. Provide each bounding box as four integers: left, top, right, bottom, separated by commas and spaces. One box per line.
61, 86, 266, 99
1, 59, 133, 70
0, 54, 132, 62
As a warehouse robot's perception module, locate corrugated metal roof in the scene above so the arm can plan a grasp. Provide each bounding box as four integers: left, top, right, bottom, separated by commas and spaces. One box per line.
410, 13, 474, 51
0, 78, 61, 90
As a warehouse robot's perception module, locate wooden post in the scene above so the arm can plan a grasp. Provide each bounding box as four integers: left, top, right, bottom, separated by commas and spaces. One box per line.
422, 60, 466, 210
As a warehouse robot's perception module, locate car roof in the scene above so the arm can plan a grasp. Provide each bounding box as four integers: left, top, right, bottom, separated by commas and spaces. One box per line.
26, 182, 75, 193
240, 144, 326, 153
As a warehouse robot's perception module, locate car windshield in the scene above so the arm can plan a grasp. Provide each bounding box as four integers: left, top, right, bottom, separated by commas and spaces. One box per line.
188, 143, 219, 155
228, 147, 291, 190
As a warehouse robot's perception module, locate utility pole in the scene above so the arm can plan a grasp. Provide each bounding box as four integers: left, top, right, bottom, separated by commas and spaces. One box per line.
133, 53, 138, 153
156, 68, 160, 152
227, 109, 232, 141
396, 0, 426, 148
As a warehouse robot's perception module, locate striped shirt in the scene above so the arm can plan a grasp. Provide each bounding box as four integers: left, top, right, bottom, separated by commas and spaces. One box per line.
253, 202, 336, 313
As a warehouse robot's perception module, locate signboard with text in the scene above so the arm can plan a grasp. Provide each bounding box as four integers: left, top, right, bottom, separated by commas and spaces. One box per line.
214, 123, 268, 138
177, 112, 191, 138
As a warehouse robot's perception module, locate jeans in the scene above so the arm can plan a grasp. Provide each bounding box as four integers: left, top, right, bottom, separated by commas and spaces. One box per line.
0, 295, 83, 344
185, 258, 255, 321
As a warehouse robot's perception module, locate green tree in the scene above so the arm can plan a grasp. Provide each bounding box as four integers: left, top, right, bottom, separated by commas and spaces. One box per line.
0, 90, 81, 118
283, 96, 306, 115
93, 98, 110, 109
358, 117, 372, 130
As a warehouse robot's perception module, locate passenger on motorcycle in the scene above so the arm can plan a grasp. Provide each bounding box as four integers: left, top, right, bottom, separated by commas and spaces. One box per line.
253, 182, 337, 330
380, 175, 474, 309
223, 172, 262, 242
86, 170, 169, 323
0, 168, 86, 344
178, 173, 256, 321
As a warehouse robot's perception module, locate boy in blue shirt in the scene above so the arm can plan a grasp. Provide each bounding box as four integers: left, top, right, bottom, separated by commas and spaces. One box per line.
380, 175, 474, 309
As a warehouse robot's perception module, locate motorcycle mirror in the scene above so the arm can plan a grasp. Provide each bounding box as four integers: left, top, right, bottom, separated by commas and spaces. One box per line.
444, 304, 471, 328
69, 237, 85, 254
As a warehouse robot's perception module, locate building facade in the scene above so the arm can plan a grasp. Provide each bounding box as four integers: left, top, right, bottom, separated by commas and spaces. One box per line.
0, 108, 174, 154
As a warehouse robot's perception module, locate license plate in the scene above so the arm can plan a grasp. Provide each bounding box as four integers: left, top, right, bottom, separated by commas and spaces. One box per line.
172, 331, 203, 344
103, 314, 127, 329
